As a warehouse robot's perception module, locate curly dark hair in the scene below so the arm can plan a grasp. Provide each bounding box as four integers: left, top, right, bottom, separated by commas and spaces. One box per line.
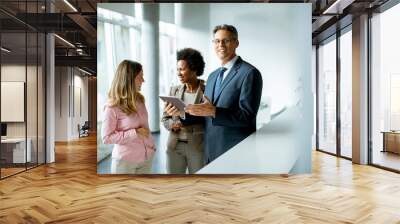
177, 48, 205, 77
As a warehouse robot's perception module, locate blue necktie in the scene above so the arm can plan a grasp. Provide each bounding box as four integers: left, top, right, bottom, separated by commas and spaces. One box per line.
213, 67, 227, 99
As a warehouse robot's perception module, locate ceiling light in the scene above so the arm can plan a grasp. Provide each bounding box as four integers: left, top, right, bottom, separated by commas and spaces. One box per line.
63, 0, 78, 12
323, 0, 354, 15
1, 47, 11, 53
78, 67, 92, 76
76, 48, 85, 55
54, 34, 75, 48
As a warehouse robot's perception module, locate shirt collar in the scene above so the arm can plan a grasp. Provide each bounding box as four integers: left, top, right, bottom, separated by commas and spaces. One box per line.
221, 55, 239, 70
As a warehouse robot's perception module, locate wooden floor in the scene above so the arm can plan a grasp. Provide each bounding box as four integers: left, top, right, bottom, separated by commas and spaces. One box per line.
1, 163, 46, 178
373, 151, 400, 171
1, 167, 26, 178
1, 135, 400, 223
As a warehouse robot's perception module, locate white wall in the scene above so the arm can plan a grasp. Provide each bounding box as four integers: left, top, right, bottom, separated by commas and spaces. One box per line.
1, 65, 25, 128
54, 67, 89, 141
174, 3, 312, 115
209, 4, 311, 116
98, 3, 135, 17
176, 3, 313, 173
1, 65, 40, 137
1, 64, 46, 164
174, 3, 211, 79
73, 72, 89, 137
55, 67, 68, 141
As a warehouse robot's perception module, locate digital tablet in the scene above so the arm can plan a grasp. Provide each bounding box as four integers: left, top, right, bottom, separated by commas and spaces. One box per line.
159, 96, 186, 112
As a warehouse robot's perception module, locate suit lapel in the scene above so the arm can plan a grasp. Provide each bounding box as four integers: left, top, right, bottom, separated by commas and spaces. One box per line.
177, 85, 185, 100
207, 70, 218, 103
193, 82, 204, 104
177, 82, 204, 104
214, 57, 243, 103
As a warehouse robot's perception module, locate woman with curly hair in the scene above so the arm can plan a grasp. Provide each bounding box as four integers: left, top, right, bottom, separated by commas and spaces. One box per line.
162, 48, 206, 174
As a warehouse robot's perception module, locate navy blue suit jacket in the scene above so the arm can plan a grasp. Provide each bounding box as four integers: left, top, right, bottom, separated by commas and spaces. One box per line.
204, 57, 263, 163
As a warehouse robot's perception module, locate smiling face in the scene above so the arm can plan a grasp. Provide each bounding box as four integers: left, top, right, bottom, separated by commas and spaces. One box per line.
213, 29, 239, 65
134, 70, 144, 91
177, 60, 197, 84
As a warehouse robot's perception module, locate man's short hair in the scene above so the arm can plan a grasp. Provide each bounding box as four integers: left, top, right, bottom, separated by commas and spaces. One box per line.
213, 24, 238, 40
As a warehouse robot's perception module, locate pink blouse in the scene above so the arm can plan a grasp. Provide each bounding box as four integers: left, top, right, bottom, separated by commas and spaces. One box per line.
102, 102, 155, 163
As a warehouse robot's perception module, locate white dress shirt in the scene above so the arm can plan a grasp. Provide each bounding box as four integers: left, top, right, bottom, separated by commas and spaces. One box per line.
220, 55, 239, 82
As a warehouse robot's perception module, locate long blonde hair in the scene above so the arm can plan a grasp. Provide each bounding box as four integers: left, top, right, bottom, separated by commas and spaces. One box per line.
107, 60, 145, 114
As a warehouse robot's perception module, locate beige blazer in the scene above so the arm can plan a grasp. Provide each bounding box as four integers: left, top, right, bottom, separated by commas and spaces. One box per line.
161, 81, 205, 151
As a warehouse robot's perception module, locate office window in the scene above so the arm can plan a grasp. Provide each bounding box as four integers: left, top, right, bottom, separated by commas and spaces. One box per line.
159, 21, 177, 97
97, 7, 177, 121
97, 7, 141, 108
340, 29, 352, 158
96, 6, 177, 166
317, 36, 337, 155
390, 74, 400, 130
97, 7, 141, 119
159, 21, 177, 118
371, 3, 400, 171
97, 7, 142, 162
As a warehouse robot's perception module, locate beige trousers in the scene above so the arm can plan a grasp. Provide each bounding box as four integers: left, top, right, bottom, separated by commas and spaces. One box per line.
111, 157, 153, 174
167, 141, 204, 174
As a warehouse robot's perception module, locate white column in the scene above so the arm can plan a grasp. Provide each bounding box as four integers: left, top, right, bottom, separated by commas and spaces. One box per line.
141, 4, 160, 132
352, 14, 369, 164
46, 32, 55, 163
67, 67, 75, 140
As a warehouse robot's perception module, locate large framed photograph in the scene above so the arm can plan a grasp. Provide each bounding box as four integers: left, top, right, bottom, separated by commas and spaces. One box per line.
97, 3, 312, 174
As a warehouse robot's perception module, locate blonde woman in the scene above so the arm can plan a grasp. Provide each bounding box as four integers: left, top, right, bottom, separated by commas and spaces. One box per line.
102, 60, 155, 174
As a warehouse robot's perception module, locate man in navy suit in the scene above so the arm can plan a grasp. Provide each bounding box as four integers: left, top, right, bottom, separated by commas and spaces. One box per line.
185, 24, 263, 164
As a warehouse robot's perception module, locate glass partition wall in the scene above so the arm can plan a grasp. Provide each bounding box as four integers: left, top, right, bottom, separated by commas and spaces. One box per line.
0, 2, 46, 179
316, 27, 353, 159
0, 30, 27, 177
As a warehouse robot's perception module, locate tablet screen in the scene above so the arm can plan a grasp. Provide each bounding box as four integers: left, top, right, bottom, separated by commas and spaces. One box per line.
159, 96, 186, 112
